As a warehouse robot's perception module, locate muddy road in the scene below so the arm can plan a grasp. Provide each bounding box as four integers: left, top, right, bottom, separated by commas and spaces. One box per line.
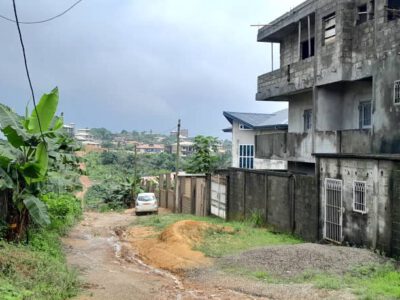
63, 210, 253, 300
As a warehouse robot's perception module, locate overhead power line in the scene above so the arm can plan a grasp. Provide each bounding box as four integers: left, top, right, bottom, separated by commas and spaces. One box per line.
12, 0, 45, 142
2, 0, 83, 24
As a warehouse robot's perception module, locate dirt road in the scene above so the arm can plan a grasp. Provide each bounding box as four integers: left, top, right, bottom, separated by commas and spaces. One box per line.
63, 210, 255, 300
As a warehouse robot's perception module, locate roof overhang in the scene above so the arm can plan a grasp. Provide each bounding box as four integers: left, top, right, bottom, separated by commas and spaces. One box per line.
258, 0, 316, 43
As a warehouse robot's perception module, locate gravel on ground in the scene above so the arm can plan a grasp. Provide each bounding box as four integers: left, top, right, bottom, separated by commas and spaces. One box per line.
218, 243, 386, 278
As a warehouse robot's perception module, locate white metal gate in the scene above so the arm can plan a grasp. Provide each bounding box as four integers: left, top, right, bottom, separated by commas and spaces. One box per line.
211, 175, 226, 219
324, 178, 343, 243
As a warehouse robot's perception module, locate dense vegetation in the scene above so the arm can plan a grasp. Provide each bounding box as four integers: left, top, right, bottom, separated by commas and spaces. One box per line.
0, 89, 83, 299
0, 193, 82, 300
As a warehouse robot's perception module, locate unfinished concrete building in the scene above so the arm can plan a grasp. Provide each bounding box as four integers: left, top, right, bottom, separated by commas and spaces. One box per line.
255, 0, 400, 255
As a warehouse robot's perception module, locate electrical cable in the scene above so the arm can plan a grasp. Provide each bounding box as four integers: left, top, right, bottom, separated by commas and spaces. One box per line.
2, 0, 82, 24
12, 0, 46, 143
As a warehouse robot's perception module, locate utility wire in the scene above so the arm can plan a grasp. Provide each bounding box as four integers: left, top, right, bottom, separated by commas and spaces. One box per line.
2, 0, 82, 24
12, 0, 46, 143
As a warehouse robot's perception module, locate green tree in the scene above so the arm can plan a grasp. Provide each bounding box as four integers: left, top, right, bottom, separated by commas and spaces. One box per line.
90, 128, 113, 141
186, 135, 218, 174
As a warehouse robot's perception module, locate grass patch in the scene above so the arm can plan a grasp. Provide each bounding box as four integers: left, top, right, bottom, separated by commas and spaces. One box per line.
134, 213, 400, 299
132, 213, 302, 257
0, 193, 82, 299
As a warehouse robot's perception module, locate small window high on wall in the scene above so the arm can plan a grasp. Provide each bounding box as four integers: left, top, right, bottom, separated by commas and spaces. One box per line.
387, 0, 400, 21
357, 4, 368, 25
323, 13, 336, 45
304, 109, 312, 131
359, 101, 372, 129
353, 181, 367, 214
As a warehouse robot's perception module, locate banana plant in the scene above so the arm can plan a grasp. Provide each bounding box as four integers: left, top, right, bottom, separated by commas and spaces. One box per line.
0, 88, 62, 240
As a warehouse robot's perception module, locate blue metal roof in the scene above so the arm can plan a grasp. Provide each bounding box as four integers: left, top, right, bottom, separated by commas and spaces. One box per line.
223, 109, 288, 130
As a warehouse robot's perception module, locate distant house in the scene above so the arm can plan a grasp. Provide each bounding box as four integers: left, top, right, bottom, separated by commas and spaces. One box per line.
136, 143, 165, 154
75, 128, 94, 142
170, 129, 189, 138
63, 123, 75, 137
223, 109, 288, 170
168, 141, 195, 157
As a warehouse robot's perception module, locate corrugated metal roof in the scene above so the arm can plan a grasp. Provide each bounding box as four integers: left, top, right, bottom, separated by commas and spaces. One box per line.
223, 108, 288, 130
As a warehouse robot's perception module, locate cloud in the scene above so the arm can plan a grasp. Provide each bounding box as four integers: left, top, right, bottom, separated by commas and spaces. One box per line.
0, 0, 303, 137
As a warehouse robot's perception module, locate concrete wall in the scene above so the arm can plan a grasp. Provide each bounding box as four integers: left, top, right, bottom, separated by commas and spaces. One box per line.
159, 174, 209, 217
318, 157, 398, 253
257, 0, 400, 158
226, 169, 319, 241
392, 170, 400, 257
288, 92, 313, 133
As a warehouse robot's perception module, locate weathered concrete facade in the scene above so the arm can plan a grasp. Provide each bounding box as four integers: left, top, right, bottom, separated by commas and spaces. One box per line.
317, 155, 400, 253
255, 0, 400, 254
256, 0, 400, 166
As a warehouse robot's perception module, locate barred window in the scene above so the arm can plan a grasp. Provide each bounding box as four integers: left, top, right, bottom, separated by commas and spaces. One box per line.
239, 144, 254, 169
353, 181, 367, 213
394, 80, 400, 104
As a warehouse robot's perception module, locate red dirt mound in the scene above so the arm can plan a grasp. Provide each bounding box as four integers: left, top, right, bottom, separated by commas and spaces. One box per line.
127, 220, 224, 272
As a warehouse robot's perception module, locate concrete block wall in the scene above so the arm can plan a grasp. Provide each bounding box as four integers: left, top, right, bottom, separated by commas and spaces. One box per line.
318, 157, 396, 253
226, 169, 319, 241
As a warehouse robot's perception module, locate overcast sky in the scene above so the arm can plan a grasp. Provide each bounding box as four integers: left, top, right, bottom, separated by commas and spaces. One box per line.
0, 0, 303, 137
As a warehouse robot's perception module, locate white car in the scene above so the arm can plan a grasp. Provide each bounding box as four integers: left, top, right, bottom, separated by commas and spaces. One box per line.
135, 193, 158, 215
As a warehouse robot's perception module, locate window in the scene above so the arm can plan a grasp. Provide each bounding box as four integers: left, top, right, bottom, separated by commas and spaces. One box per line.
356, 4, 368, 25
301, 38, 315, 59
303, 109, 312, 131
353, 181, 367, 213
323, 13, 336, 45
359, 101, 372, 128
239, 144, 254, 169
369, 0, 375, 20
394, 80, 400, 104
239, 123, 252, 130
387, 0, 400, 21
324, 178, 343, 243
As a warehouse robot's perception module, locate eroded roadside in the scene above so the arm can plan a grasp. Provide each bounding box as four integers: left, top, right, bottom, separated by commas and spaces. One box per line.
63, 209, 256, 300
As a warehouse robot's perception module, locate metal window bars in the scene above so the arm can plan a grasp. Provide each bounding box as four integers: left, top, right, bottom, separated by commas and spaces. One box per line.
324, 179, 343, 243
353, 181, 367, 213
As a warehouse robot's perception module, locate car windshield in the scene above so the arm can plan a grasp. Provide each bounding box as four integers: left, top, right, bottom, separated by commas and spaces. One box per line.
137, 195, 155, 202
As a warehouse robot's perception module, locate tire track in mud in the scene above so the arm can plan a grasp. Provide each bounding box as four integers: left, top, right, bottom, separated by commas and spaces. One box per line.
64, 210, 254, 300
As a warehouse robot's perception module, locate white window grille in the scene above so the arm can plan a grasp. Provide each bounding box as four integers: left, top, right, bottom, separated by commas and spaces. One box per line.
323, 13, 336, 45
353, 181, 367, 213
324, 178, 343, 243
394, 80, 400, 104
239, 144, 254, 169
359, 101, 372, 128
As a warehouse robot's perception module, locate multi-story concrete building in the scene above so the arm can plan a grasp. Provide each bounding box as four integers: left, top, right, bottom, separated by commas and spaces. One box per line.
256, 0, 400, 255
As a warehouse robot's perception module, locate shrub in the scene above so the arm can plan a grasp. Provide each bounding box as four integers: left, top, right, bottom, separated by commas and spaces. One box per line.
41, 193, 82, 234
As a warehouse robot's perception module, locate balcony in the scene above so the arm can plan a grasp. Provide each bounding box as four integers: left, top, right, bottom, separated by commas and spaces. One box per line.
255, 129, 372, 163
314, 129, 372, 154
256, 57, 315, 101
255, 132, 314, 163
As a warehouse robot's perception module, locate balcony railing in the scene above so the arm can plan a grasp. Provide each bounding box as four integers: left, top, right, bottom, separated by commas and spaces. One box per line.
255, 132, 314, 163
256, 129, 372, 162
256, 57, 315, 101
